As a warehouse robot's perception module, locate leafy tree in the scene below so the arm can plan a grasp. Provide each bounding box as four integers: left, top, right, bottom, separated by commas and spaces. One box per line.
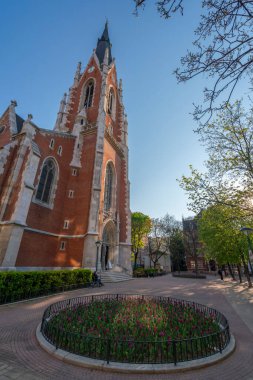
169, 229, 186, 272
148, 217, 170, 268
148, 214, 184, 269
131, 212, 152, 268
134, 0, 253, 122
179, 102, 253, 215
198, 204, 252, 288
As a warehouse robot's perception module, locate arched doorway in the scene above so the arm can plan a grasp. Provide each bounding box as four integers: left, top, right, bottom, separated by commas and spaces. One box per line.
101, 221, 116, 271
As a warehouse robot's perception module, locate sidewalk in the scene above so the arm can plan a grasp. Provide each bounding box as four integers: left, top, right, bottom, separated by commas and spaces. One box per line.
0, 275, 253, 380
219, 278, 253, 334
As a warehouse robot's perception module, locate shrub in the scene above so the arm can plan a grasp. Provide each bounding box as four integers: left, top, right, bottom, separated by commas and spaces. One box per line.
144, 268, 158, 276
133, 268, 159, 277
0, 269, 92, 304
133, 267, 145, 277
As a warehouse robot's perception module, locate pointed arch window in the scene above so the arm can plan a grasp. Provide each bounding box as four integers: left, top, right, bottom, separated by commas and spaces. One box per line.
84, 80, 94, 108
35, 158, 56, 204
107, 88, 114, 115
49, 139, 54, 149
104, 164, 113, 211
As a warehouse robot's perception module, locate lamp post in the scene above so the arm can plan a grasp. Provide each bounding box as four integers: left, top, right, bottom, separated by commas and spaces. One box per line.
95, 240, 102, 272
240, 227, 253, 275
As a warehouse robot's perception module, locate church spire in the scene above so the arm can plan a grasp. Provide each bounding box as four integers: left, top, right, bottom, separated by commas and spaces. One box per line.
101, 20, 109, 40
95, 21, 112, 66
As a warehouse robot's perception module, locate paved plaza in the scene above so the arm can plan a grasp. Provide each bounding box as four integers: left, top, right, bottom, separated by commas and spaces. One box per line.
0, 274, 253, 380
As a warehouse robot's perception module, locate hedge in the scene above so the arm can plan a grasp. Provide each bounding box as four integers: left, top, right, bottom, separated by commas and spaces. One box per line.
0, 269, 92, 304
172, 272, 206, 279
133, 268, 159, 277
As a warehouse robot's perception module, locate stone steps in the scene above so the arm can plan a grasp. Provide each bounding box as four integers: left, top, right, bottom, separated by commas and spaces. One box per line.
99, 271, 133, 283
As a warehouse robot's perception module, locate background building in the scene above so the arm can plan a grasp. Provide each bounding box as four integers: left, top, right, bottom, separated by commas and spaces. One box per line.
0, 23, 131, 275
183, 216, 209, 272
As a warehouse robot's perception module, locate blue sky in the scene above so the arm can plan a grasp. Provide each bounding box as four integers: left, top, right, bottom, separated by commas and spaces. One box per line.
0, 0, 250, 220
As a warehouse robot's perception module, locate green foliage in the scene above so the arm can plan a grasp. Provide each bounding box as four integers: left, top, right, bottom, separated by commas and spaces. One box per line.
133, 267, 158, 277
169, 229, 187, 271
131, 212, 152, 253
0, 269, 92, 303
149, 214, 183, 267
179, 102, 253, 215
131, 212, 152, 268
46, 297, 221, 362
198, 205, 250, 265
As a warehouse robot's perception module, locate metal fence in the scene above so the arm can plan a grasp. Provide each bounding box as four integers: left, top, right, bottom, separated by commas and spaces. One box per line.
41, 294, 230, 365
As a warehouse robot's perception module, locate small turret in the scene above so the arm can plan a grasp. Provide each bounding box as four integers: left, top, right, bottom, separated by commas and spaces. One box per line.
74, 62, 82, 86
54, 93, 67, 131
9, 100, 18, 135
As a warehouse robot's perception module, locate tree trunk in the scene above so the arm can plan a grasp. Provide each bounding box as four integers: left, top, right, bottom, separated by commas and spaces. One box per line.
134, 249, 138, 269
241, 254, 252, 288
227, 262, 235, 280
194, 254, 199, 276
237, 264, 242, 283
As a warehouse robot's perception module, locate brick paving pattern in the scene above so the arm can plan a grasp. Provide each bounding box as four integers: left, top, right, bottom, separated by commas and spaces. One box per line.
0, 274, 253, 380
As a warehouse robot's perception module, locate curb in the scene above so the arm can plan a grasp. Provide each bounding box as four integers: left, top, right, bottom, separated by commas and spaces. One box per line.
36, 324, 236, 374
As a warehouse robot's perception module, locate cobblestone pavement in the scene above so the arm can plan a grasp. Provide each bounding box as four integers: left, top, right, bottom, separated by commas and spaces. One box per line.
0, 274, 253, 380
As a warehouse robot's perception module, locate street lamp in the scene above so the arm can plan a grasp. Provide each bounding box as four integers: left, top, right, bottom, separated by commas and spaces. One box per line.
95, 240, 102, 272
240, 227, 253, 275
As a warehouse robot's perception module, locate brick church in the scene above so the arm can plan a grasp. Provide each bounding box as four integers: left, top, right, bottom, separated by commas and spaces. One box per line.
0, 23, 132, 274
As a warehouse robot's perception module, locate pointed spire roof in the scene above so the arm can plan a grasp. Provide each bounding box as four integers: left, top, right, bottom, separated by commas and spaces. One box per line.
95, 21, 112, 66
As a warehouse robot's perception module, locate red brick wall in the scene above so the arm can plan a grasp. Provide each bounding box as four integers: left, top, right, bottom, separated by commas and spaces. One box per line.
3, 55, 129, 268
16, 129, 97, 266
105, 66, 122, 142
66, 58, 102, 132
16, 231, 83, 267
102, 139, 127, 243
119, 159, 127, 243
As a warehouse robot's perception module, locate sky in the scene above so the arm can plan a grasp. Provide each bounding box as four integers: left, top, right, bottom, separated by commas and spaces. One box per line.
0, 0, 250, 220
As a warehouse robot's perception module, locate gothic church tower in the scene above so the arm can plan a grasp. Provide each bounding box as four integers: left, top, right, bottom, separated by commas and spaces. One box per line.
0, 23, 132, 274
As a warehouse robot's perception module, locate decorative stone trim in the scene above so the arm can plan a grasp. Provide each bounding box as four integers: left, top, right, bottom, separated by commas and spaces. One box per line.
49, 139, 54, 149
0, 220, 27, 227
68, 190, 74, 198
24, 226, 87, 238
78, 77, 97, 112
60, 241, 66, 250
63, 220, 69, 229
0, 141, 17, 175
39, 129, 75, 138
82, 123, 97, 134
9, 100, 18, 135
104, 129, 124, 158
32, 156, 59, 210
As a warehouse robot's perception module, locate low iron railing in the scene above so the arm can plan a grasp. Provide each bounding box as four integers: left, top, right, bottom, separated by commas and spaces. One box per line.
41, 294, 230, 365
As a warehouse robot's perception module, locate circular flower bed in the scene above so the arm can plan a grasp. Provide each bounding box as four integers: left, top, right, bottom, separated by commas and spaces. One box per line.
41, 294, 230, 364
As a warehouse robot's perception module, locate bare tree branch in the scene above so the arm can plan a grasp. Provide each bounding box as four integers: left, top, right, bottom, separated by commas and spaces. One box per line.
134, 0, 253, 123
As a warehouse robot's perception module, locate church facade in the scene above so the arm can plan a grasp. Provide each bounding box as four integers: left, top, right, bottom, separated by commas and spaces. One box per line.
0, 24, 132, 274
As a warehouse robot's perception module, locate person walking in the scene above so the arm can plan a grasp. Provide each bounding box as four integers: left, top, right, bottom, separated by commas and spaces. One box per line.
218, 268, 224, 280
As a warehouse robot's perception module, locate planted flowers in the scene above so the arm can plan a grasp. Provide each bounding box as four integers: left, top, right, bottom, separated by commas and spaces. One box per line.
44, 296, 224, 363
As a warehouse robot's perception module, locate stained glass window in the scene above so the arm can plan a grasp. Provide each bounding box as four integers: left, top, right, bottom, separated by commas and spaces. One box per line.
35, 159, 56, 204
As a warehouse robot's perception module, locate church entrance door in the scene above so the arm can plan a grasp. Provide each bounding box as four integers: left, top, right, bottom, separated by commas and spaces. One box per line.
101, 222, 116, 271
